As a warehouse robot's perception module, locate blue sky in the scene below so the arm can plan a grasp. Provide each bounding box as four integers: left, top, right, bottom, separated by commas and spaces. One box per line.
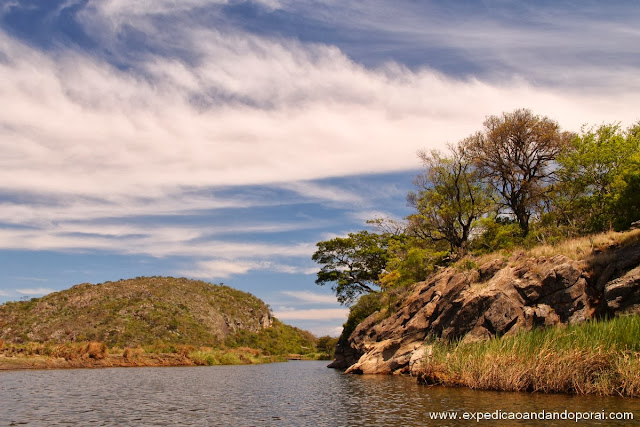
1, 0, 639, 336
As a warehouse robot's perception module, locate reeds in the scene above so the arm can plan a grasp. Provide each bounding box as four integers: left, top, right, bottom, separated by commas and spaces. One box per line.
417, 315, 640, 397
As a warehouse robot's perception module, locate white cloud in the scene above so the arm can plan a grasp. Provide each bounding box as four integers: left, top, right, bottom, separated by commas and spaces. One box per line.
0, 290, 10, 297
281, 290, 337, 304
2, 24, 637, 205
273, 308, 349, 320
16, 288, 56, 296
0, 226, 317, 259
83, 0, 282, 20
309, 325, 344, 338
277, 182, 364, 205
0, 2, 639, 284
182, 258, 315, 279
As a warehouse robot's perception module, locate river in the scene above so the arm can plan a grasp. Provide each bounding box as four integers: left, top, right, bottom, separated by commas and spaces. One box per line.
1, 361, 638, 426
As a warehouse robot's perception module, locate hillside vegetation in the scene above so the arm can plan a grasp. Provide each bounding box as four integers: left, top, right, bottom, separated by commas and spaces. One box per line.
0, 277, 316, 360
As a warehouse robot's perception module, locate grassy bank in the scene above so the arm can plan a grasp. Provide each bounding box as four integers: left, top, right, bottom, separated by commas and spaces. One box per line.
417, 315, 640, 397
0, 340, 310, 370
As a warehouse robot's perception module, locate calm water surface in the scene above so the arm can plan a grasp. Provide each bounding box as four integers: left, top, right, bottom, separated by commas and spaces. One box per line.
1, 361, 638, 426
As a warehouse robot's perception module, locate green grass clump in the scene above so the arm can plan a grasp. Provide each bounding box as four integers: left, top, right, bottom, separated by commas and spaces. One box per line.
418, 315, 640, 397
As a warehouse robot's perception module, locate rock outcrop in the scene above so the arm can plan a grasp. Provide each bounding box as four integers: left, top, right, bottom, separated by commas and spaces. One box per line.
333, 240, 640, 375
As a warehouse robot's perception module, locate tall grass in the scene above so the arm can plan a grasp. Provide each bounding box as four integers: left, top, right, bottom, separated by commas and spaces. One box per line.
418, 315, 640, 397
527, 228, 640, 260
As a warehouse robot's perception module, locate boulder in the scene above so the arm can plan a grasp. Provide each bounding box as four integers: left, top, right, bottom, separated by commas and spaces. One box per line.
605, 265, 640, 314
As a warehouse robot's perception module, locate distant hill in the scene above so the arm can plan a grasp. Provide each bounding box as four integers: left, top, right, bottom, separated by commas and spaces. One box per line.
0, 277, 281, 348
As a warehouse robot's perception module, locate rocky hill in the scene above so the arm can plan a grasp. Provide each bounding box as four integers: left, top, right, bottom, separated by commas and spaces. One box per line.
330, 232, 640, 374
0, 277, 274, 347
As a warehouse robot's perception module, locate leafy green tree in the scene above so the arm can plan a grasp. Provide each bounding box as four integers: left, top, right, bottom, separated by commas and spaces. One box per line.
556, 122, 640, 231
316, 335, 339, 355
471, 216, 523, 253
464, 109, 573, 236
380, 238, 449, 288
407, 144, 494, 257
312, 231, 390, 304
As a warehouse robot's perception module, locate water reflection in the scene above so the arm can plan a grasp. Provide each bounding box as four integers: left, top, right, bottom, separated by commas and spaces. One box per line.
0, 361, 638, 426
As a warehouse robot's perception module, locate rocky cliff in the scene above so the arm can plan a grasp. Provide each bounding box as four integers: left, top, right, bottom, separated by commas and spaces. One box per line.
0, 276, 273, 347
330, 236, 640, 374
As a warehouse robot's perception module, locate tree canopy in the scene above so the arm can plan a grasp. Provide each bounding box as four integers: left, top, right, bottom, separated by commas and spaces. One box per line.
407, 144, 494, 256
556, 122, 640, 232
311, 231, 390, 305
464, 109, 573, 236
311, 109, 640, 306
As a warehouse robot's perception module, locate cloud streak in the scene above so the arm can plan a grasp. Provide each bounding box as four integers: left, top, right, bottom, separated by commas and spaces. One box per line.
273, 308, 349, 320
2, 13, 638, 205
16, 288, 56, 296
281, 290, 338, 304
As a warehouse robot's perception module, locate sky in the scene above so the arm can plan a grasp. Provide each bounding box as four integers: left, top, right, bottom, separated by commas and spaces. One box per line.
0, 0, 639, 336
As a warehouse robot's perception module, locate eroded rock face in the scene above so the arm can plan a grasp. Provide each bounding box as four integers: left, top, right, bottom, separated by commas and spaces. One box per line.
333, 241, 640, 375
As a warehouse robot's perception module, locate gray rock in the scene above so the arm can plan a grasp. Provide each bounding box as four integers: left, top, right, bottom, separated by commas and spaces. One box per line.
331, 239, 640, 374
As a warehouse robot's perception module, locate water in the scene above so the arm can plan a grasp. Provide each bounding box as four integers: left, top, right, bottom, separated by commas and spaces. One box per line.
1, 361, 638, 426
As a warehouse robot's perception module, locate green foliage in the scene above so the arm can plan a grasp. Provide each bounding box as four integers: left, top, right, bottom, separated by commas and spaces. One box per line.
471, 216, 522, 253
316, 335, 339, 356
225, 318, 317, 355
341, 293, 382, 338
0, 277, 272, 348
613, 151, 640, 230
381, 239, 449, 288
556, 122, 640, 232
407, 145, 494, 256
187, 347, 281, 365
312, 230, 390, 304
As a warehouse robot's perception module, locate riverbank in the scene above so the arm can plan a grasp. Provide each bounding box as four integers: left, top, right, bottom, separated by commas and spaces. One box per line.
0, 341, 330, 371
416, 315, 640, 397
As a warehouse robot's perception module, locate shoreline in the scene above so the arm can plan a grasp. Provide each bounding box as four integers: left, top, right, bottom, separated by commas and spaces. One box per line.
0, 353, 200, 371
0, 345, 328, 372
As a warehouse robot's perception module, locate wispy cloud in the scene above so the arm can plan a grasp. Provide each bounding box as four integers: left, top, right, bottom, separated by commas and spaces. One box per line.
273, 308, 349, 320
2, 17, 637, 205
0, 226, 317, 259
281, 290, 337, 304
16, 288, 56, 296
182, 258, 315, 279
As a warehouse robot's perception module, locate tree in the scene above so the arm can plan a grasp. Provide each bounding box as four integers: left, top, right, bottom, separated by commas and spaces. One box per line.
464, 109, 573, 236
311, 231, 389, 305
407, 144, 494, 257
316, 335, 339, 355
556, 122, 640, 231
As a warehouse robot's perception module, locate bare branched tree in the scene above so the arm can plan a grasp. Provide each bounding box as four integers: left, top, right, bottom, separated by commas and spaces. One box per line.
463, 109, 573, 236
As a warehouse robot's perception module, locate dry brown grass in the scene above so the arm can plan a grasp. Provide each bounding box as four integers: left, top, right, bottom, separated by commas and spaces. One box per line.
83, 341, 107, 359
122, 347, 143, 360
419, 347, 640, 396
527, 229, 640, 260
